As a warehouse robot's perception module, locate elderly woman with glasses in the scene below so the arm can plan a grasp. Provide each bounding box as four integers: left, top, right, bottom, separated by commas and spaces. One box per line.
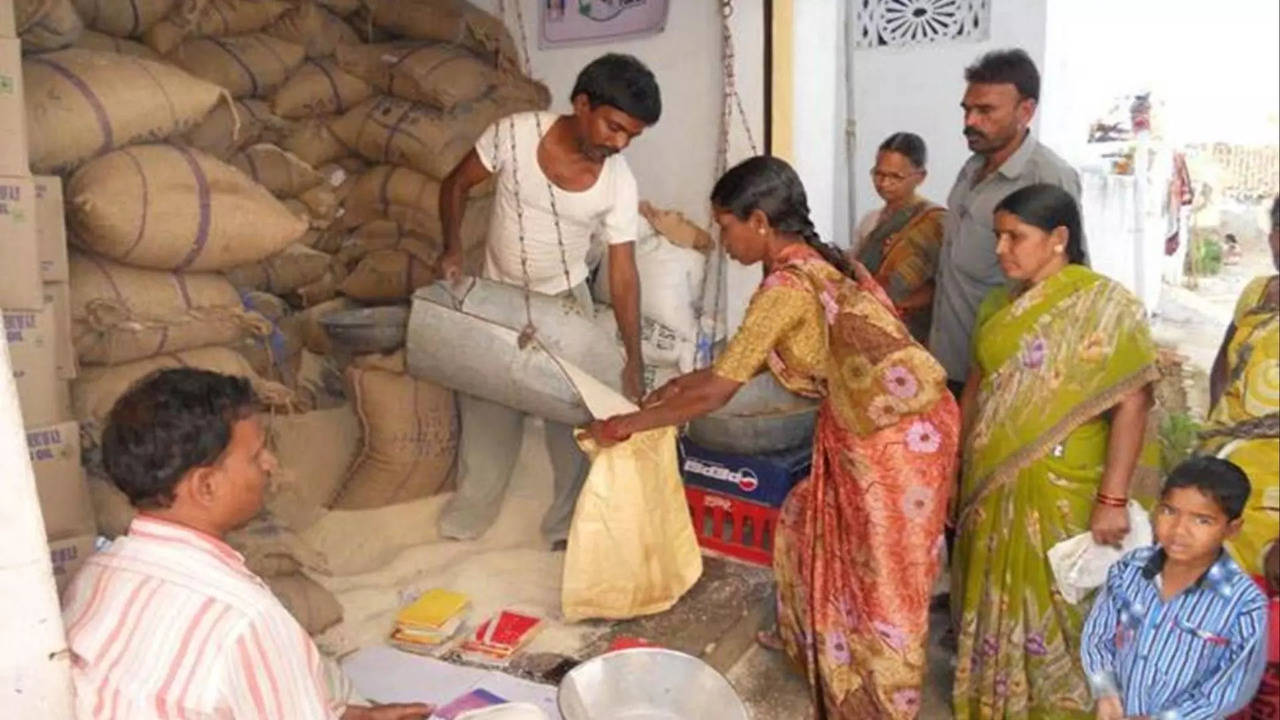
850, 133, 948, 343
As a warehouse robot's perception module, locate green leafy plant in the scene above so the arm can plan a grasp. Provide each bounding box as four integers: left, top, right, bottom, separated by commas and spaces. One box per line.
1158, 411, 1202, 474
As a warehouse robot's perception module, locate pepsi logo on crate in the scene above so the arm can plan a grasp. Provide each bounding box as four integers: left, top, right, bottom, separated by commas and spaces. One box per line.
677, 435, 812, 508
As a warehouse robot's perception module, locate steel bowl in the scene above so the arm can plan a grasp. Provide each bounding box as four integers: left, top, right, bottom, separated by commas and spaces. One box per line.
686, 372, 819, 454
319, 305, 409, 355
558, 648, 749, 720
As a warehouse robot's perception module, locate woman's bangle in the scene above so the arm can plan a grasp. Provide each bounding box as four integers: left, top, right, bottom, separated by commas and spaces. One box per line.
1095, 492, 1128, 508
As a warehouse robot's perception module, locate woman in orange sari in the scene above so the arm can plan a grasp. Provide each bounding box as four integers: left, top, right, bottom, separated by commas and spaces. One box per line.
851, 133, 948, 343
584, 156, 959, 718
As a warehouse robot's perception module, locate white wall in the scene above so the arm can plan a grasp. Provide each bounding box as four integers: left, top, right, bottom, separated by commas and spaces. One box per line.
474, 0, 767, 331
849, 1, 1049, 225
790, 0, 849, 248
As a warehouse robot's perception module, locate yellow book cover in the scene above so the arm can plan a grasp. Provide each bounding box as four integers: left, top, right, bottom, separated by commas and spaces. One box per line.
395, 589, 470, 629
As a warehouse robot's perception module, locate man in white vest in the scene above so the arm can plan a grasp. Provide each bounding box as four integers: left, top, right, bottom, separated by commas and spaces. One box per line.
436, 54, 660, 547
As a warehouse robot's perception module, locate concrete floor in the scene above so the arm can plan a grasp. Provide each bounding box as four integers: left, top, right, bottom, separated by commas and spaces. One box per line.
724, 594, 955, 719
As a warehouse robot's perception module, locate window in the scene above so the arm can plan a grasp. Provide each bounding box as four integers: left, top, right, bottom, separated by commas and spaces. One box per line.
853, 0, 991, 49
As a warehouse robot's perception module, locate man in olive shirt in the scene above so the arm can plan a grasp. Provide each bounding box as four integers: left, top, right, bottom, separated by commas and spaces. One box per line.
930, 48, 1084, 394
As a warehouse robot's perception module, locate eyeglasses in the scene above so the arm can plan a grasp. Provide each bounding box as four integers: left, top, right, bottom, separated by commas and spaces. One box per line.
871, 169, 922, 183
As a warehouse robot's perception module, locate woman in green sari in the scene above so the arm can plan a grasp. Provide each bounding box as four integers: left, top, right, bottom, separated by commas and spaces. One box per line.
952, 184, 1161, 719
850, 133, 947, 343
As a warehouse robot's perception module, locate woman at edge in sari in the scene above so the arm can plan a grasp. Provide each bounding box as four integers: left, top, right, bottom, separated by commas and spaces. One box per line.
952, 184, 1161, 719
850, 132, 948, 344
1204, 195, 1280, 581
583, 156, 959, 718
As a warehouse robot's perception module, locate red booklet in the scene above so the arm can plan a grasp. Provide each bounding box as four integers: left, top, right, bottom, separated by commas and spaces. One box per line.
465, 609, 542, 653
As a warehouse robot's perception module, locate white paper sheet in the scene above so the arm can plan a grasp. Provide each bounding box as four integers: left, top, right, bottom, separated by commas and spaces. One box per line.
342, 646, 562, 720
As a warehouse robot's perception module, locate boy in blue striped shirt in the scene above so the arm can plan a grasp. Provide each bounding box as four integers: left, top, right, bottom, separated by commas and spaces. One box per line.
1082, 457, 1268, 720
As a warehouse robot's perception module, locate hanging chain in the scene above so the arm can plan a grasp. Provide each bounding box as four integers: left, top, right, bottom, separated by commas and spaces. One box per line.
496, 0, 575, 349
696, 0, 758, 368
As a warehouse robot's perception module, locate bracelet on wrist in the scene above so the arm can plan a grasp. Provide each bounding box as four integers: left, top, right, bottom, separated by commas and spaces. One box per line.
1095, 492, 1128, 508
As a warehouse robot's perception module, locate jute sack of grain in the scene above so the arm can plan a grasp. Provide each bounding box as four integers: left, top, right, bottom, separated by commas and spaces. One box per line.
365, 0, 517, 69
73, 29, 162, 60
182, 98, 287, 159
264, 402, 360, 527
289, 266, 343, 308
234, 319, 303, 391
229, 144, 324, 198
143, 0, 287, 54
70, 0, 176, 37
334, 41, 496, 109
70, 250, 269, 365
240, 290, 290, 323
329, 80, 549, 179
265, 2, 359, 59
24, 49, 226, 174
341, 165, 492, 240
19, 0, 84, 53
298, 185, 340, 225
279, 115, 348, 167
169, 33, 304, 99
68, 144, 308, 271
225, 243, 332, 295
332, 351, 457, 509
303, 227, 349, 255
295, 297, 356, 354
87, 476, 135, 538
318, 0, 359, 17
273, 58, 373, 119
16, 0, 55, 32
72, 346, 293, 426
340, 242, 439, 302
227, 514, 330, 575
336, 219, 416, 266
265, 573, 343, 635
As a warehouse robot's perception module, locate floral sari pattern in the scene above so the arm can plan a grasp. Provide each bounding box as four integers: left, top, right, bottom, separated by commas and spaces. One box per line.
953, 265, 1160, 719
714, 244, 958, 718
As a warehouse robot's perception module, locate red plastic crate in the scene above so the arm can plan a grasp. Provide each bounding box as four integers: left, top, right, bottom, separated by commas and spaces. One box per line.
684, 486, 779, 567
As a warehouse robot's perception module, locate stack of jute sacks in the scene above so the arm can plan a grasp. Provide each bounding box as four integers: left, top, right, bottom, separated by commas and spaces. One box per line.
11, 0, 550, 636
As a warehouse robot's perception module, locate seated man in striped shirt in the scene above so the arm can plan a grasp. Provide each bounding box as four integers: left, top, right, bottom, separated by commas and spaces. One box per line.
61, 369, 432, 720
1082, 457, 1268, 720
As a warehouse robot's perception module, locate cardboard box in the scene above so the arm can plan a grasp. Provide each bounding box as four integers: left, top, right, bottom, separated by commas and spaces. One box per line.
0, 175, 42, 309
0, 0, 15, 37
678, 436, 812, 508
46, 282, 76, 379
49, 535, 97, 596
5, 291, 73, 426
34, 176, 69, 282
0, 40, 28, 177
28, 420, 96, 541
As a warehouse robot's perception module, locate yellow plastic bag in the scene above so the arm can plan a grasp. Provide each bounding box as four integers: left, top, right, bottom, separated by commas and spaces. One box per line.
560, 364, 703, 622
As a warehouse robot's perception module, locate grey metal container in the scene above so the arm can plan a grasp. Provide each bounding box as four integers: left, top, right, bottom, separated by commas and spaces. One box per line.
685, 372, 819, 454
319, 305, 409, 355
406, 278, 624, 426
558, 648, 749, 720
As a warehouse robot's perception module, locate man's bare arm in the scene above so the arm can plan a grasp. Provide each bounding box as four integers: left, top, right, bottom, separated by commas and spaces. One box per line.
438, 149, 493, 280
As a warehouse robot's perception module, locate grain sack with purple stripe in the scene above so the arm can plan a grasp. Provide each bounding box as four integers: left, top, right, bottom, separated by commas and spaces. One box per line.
341, 164, 491, 240
67, 143, 308, 271
168, 33, 304, 99
364, 0, 517, 70
23, 49, 226, 174
333, 349, 457, 509
71, 0, 180, 39
339, 239, 438, 302
69, 250, 270, 365
72, 346, 293, 427
329, 77, 550, 179
272, 58, 372, 119
224, 243, 332, 295
182, 98, 288, 159
228, 143, 324, 198
18, 0, 84, 53
73, 30, 163, 60
263, 2, 359, 59
334, 41, 496, 109
278, 115, 348, 167
144, 0, 290, 55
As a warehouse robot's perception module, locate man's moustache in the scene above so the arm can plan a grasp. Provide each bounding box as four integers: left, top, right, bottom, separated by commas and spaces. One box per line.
963, 128, 985, 140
